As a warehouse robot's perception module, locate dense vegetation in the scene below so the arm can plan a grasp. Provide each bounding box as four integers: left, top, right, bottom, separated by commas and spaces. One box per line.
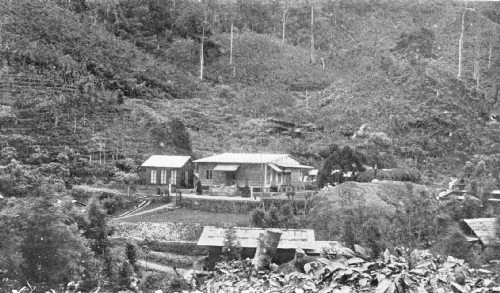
1, 0, 500, 291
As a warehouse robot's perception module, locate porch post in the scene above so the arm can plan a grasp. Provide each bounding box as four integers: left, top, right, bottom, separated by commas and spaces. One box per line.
264, 164, 267, 191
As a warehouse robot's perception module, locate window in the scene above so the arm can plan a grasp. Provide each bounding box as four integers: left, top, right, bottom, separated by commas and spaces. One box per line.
206, 170, 212, 179
150, 169, 157, 184
160, 169, 167, 185
170, 170, 177, 184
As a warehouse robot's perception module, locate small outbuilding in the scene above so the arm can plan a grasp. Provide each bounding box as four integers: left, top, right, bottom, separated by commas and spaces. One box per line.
141, 155, 194, 189
197, 226, 316, 269
460, 218, 499, 247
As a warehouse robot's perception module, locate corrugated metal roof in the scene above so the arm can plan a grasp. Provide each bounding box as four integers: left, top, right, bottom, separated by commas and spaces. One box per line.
213, 164, 239, 171
197, 226, 316, 249
275, 163, 314, 169
141, 155, 191, 168
193, 153, 289, 164
463, 218, 499, 245
268, 164, 282, 172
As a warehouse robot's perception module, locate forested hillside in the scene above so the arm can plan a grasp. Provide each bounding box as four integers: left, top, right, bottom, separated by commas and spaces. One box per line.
1, 0, 500, 291
1, 0, 498, 183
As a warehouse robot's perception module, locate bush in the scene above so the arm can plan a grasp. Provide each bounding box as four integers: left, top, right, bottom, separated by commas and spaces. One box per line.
142, 272, 168, 289
435, 230, 480, 267
126, 242, 139, 271
265, 205, 280, 228
168, 275, 191, 292
118, 261, 134, 289
116, 158, 137, 172
250, 208, 266, 228
196, 180, 203, 195
241, 183, 251, 198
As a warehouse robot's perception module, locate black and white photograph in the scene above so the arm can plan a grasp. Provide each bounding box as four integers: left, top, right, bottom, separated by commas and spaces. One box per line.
1, 0, 500, 292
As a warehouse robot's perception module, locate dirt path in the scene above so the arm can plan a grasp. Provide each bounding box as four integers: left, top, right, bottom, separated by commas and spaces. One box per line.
136, 259, 187, 274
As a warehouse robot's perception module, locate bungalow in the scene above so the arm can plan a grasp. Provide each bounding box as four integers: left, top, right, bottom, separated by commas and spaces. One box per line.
141, 155, 194, 189
197, 226, 316, 269
193, 153, 313, 191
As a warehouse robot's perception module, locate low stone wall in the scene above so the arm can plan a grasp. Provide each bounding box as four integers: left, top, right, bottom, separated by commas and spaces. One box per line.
178, 196, 306, 213
146, 241, 207, 256
178, 197, 261, 213
111, 221, 203, 242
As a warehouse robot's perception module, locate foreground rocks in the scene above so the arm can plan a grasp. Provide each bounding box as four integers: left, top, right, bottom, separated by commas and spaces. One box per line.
194, 247, 500, 293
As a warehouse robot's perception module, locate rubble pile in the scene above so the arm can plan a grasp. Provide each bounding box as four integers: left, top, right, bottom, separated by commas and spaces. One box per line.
198, 248, 500, 293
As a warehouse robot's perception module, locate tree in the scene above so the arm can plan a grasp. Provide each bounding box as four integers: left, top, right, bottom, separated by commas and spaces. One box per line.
142, 0, 175, 49
84, 200, 109, 256
200, 18, 205, 80
318, 146, 365, 188
169, 118, 192, 154
281, 0, 289, 43
310, 0, 315, 64
439, 230, 475, 264
458, 0, 467, 78
149, 119, 192, 154
250, 208, 266, 228
363, 218, 385, 259
113, 171, 141, 196
390, 189, 441, 250
20, 197, 91, 286
118, 261, 134, 289
222, 226, 241, 261
126, 242, 139, 272
265, 205, 280, 228
489, 24, 497, 68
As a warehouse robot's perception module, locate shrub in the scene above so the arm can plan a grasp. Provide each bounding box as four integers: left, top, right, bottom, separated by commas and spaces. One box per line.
115, 158, 137, 172
142, 272, 168, 289
168, 275, 191, 292
196, 180, 203, 195
241, 183, 251, 198
126, 242, 139, 271
265, 205, 280, 228
362, 218, 385, 259
118, 261, 134, 289
435, 230, 479, 267
250, 208, 266, 228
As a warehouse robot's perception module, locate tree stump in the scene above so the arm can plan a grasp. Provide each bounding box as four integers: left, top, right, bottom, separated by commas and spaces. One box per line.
252, 230, 282, 271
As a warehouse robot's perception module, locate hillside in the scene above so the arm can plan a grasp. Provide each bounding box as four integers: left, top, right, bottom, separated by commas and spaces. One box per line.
2, 1, 500, 291
0, 0, 499, 189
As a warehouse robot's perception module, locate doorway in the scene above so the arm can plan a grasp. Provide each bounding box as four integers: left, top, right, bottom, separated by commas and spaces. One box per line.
225, 171, 236, 185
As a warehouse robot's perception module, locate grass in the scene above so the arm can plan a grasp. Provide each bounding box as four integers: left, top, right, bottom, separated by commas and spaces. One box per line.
118, 207, 250, 226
